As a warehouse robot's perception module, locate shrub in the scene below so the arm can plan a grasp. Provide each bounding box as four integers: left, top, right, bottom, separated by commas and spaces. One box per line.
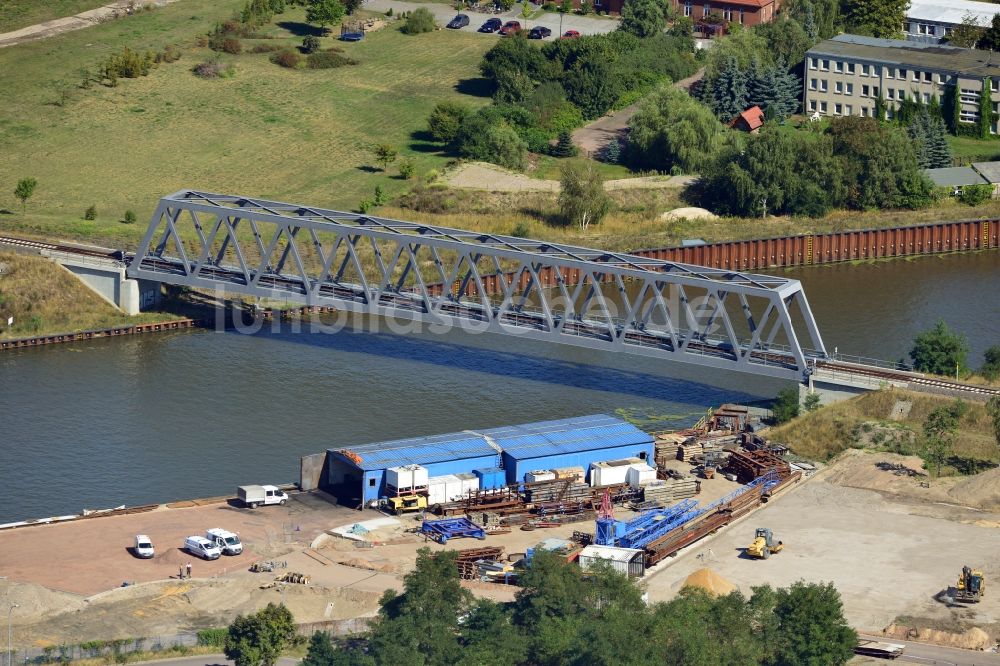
427, 101, 470, 144
83, 205, 97, 220
306, 50, 356, 68
222, 38, 243, 54
122, 210, 138, 224
401, 7, 436, 34
772, 387, 800, 424
511, 221, 530, 237
271, 49, 302, 68
398, 159, 415, 180
250, 43, 281, 53
155, 44, 182, 63
196, 628, 228, 648
193, 59, 232, 78
960, 183, 993, 206
302, 36, 321, 53
102, 47, 156, 83
357, 199, 374, 213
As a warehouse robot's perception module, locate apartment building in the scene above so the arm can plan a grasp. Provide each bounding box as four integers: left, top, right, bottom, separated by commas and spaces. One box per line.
904, 0, 999, 44
803, 34, 1000, 133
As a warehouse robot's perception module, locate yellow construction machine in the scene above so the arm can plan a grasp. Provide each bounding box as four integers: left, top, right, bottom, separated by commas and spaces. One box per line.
955, 566, 985, 603
381, 494, 428, 515
746, 527, 784, 559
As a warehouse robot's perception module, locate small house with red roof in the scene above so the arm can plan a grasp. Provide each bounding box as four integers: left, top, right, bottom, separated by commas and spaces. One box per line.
671, 0, 781, 32
730, 106, 766, 133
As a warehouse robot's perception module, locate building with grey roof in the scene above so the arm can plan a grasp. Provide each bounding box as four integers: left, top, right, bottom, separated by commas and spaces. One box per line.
924, 166, 988, 191
905, 0, 1000, 44
804, 34, 1000, 132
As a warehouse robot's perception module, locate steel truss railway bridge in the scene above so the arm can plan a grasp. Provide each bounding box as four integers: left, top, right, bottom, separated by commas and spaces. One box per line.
126, 191, 998, 398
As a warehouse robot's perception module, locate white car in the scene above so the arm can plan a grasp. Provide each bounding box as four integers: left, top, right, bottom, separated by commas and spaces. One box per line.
206, 528, 243, 555
184, 535, 222, 560
134, 534, 155, 559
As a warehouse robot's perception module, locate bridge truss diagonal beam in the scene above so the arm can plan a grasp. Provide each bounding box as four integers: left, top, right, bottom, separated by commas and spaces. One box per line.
127, 191, 828, 381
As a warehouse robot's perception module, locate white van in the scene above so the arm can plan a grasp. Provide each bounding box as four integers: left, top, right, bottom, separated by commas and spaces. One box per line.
134, 534, 155, 559
184, 535, 222, 560
205, 528, 243, 555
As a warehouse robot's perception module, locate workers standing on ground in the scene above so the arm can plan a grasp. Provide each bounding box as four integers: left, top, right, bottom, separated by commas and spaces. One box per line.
186, 562, 192, 579
178, 565, 184, 580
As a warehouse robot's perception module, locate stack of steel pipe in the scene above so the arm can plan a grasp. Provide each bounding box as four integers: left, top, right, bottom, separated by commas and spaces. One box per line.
455, 546, 505, 579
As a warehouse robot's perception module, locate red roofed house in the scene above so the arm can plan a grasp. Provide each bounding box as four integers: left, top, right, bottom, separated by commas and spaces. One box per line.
730, 106, 765, 133
670, 0, 781, 30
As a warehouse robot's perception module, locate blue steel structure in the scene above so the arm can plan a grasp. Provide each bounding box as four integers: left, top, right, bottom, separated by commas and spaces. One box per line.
328, 414, 653, 502
597, 470, 782, 549
420, 517, 487, 543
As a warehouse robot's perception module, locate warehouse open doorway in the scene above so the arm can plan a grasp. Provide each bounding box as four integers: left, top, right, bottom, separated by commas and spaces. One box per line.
325, 455, 365, 508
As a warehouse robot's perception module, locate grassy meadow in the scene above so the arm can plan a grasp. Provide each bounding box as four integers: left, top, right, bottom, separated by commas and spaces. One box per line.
0, 0, 108, 33
770, 388, 998, 467
0, 0, 492, 247
0, 251, 181, 339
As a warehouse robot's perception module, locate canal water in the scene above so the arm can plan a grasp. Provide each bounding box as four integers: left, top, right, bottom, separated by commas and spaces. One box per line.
0, 251, 996, 522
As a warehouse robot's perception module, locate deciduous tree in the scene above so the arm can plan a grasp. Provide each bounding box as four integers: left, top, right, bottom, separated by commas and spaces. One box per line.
980, 13, 1000, 51
946, 11, 985, 48
772, 386, 800, 424
922, 403, 962, 477
305, 0, 345, 29
301, 631, 336, 666
558, 160, 610, 230
627, 84, 725, 173
618, 0, 666, 38
224, 604, 295, 666
373, 143, 398, 170
427, 101, 469, 143
14, 177, 37, 214
982, 346, 1000, 381
909, 320, 970, 376
843, 0, 907, 38
773, 582, 857, 665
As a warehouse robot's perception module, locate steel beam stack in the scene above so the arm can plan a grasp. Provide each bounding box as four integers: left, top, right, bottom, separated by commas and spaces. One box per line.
727, 449, 790, 484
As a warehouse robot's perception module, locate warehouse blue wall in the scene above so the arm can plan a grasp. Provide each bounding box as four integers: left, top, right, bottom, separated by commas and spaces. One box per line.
502, 443, 654, 485
334, 455, 499, 502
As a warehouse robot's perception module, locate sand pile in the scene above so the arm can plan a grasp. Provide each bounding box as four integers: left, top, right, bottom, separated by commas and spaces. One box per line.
660, 207, 717, 222
883, 624, 993, 650
340, 557, 394, 573
6, 581, 85, 623
948, 467, 1000, 510
682, 568, 736, 596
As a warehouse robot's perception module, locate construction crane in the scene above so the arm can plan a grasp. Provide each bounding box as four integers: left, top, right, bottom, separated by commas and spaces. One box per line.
746, 527, 783, 559
955, 566, 985, 603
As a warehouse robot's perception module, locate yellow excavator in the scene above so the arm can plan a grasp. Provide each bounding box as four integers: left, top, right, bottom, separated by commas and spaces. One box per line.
955, 566, 985, 603
746, 527, 784, 559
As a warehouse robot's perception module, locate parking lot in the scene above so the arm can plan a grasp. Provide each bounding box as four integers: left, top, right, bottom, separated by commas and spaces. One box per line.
364, 0, 620, 39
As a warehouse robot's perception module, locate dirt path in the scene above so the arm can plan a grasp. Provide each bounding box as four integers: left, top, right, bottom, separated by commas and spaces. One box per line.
444, 162, 692, 192
0, 0, 180, 49
571, 68, 706, 156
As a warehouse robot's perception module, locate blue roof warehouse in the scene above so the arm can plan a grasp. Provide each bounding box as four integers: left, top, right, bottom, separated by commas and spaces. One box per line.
325, 414, 654, 506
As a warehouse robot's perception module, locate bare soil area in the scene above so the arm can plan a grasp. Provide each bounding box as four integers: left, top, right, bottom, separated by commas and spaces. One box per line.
643, 468, 1000, 636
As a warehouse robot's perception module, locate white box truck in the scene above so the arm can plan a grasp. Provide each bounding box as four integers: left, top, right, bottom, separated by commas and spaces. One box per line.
237, 485, 288, 508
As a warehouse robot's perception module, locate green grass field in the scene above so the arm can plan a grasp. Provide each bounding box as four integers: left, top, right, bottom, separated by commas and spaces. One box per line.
0, 1, 492, 246
946, 134, 1000, 165
0, 0, 108, 34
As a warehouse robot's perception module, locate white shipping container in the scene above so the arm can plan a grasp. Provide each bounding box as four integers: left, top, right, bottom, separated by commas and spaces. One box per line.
455, 472, 479, 497
386, 466, 413, 490
626, 464, 657, 488
590, 458, 642, 487
427, 475, 463, 505
525, 470, 555, 483
578, 545, 645, 577
409, 464, 429, 488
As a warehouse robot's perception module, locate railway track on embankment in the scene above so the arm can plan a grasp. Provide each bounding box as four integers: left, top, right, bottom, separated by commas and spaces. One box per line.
0, 235, 125, 261
816, 360, 1000, 398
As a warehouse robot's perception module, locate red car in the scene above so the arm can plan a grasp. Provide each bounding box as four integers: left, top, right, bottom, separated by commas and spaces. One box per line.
499, 20, 522, 36
561, 29, 581, 38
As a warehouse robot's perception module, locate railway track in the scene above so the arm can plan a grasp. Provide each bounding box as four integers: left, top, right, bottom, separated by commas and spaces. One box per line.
0, 235, 125, 261
817, 361, 1000, 397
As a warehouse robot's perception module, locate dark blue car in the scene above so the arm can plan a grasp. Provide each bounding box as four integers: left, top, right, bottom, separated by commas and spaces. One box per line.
479, 17, 502, 33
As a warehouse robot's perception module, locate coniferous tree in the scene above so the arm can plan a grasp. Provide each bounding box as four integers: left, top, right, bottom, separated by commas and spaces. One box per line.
802, 0, 818, 40
711, 54, 749, 120
908, 107, 950, 168
748, 60, 800, 120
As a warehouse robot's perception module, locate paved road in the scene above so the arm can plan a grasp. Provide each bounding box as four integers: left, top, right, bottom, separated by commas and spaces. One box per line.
134, 657, 300, 666
364, 0, 619, 37
857, 634, 1000, 666
0, 0, 180, 49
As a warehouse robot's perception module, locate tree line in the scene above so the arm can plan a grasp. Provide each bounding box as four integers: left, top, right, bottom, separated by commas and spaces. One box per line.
295, 548, 858, 666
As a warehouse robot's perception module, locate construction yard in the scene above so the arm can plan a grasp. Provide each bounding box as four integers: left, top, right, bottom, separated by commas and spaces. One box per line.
3, 406, 1000, 653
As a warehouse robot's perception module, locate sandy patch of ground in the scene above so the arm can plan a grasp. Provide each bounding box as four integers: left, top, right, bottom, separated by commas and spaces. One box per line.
643, 476, 1000, 635
445, 162, 693, 193
659, 206, 717, 221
